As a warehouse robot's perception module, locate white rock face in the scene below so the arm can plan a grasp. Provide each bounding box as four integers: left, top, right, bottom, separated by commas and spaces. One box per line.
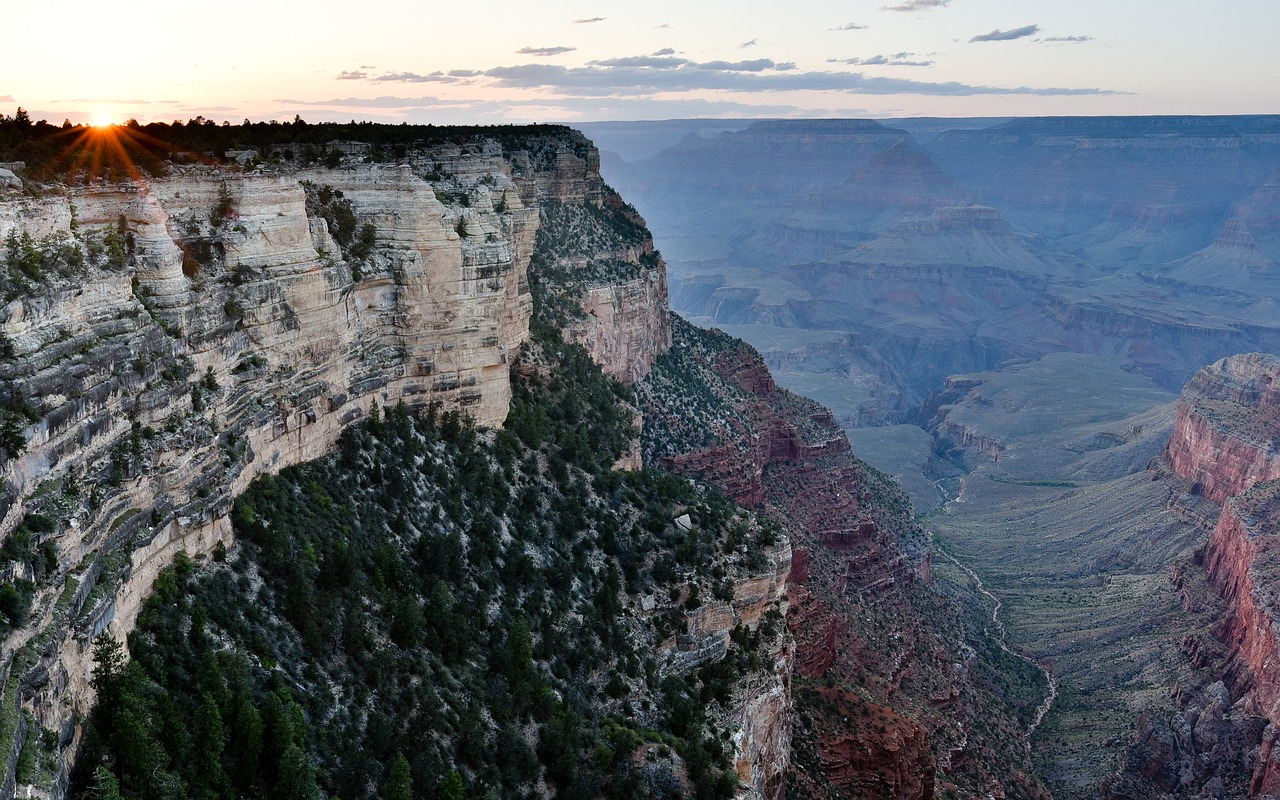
0, 131, 677, 790
0, 169, 21, 194
0, 131, 802, 800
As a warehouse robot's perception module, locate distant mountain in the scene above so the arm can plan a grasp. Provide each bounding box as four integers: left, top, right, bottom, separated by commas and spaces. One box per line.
590, 115, 1280, 415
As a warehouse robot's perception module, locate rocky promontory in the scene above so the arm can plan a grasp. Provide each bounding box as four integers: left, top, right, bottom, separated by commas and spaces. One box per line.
0, 128, 676, 796
1166, 353, 1280, 504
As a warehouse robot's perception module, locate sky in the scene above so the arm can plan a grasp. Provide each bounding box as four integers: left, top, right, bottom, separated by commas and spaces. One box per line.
4, 0, 1277, 126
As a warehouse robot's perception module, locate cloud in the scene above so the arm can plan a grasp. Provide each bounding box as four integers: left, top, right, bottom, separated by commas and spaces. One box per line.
587, 55, 793, 73
1041, 35, 1093, 43
284, 94, 805, 122
482, 62, 1124, 97
740, 39, 758, 49
360, 65, 376, 69
573, 16, 605, 23
697, 59, 781, 72
833, 23, 868, 30
881, 0, 949, 11
590, 55, 689, 68
372, 71, 465, 83
828, 54, 934, 67
970, 24, 1040, 42
653, 48, 676, 56
517, 46, 577, 56
0, 95, 14, 104
337, 71, 368, 80
449, 69, 484, 77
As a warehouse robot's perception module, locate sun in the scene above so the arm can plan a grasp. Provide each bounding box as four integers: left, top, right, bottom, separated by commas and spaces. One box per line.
89, 111, 116, 128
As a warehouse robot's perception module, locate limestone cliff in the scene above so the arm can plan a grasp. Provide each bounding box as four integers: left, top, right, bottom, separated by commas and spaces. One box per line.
0, 128, 680, 796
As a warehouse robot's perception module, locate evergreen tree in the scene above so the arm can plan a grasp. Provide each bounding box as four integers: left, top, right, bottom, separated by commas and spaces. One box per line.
440, 769, 464, 800
90, 765, 125, 800
383, 752, 413, 800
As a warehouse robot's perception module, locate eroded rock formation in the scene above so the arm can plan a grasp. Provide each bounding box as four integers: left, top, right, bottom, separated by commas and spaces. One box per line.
1107, 353, 1280, 797
0, 129, 683, 796
640, 319, 1048, 799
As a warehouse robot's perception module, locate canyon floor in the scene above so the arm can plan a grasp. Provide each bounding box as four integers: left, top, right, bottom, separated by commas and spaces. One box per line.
852, 354, 1209, 797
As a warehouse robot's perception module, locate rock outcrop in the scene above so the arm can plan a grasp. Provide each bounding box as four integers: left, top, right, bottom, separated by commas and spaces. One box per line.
1166, 353, 1280, 504
1106, 353, 1280, 796
640, 319, 1048, 799
0, 129, 682, 796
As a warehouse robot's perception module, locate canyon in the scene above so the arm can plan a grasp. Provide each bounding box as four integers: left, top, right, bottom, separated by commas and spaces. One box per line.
583, 115, 1280, 797
586, 115, 1280, 426
0, 121, 1046, 800
2, 113, 1279, 799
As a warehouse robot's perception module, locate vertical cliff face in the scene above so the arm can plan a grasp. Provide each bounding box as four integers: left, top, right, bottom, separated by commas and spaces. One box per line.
532, 186, 671, 385
1165, 353, 1280, 504
1107, 353, 1280, 797
0, 129, 684, 795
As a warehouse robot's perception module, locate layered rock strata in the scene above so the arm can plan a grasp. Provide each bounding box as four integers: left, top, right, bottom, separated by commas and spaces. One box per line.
1107, 353, 1280, 796
640, 319, 1048, 799
0, 130, 678, 796
1166, 353, 1280, 504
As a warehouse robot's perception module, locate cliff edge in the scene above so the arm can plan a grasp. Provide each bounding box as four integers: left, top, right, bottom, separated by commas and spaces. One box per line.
0, 128, 671, 796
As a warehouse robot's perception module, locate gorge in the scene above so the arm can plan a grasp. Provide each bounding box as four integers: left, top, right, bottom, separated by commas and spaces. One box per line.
1, 113, 1279, 800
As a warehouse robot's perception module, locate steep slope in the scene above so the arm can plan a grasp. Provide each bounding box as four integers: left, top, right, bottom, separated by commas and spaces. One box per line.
73, 328, 789, 800
1103, 353, 1280, 798
0, 125, 678, 797
640, 318, 1050, 799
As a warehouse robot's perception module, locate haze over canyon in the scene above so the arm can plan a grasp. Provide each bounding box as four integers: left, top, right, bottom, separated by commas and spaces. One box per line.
0, 109, 1277, 800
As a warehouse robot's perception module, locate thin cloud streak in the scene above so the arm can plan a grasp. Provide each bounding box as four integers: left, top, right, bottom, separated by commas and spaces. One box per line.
828, 54, 934, 67
971, 25, 1040, 42
1042, 35, 1093, 43
573, 17, 605, 23
881, 0, 949, 11
516, 46, 577, 56
833, 23, 869, 30
371, 72, 466, 83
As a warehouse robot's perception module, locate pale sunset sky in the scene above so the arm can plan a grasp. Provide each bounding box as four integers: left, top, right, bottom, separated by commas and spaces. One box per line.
4, 0, 1277, 125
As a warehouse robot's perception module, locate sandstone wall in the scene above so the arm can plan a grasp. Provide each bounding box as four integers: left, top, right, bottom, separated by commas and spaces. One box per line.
0, 130, 679, 794
1166, 353, 1280, 504
1156, 354, 1280, 794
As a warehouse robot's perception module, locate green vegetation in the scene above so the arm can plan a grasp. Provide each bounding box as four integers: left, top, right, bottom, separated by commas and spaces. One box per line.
76, 320, 772, 799
301, 182, 376, 271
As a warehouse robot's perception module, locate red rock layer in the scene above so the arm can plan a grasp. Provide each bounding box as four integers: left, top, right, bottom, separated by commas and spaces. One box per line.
1107, 354, 1280, 797
1166, 353, 1280, 503
657, 344, 855, 508
648, 330, 1047, 799
1199, 482, 1280, 790
1167, 402, 1280, 505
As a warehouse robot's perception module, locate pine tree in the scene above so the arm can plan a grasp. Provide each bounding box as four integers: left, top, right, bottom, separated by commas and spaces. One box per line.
383, 752, 413, 800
